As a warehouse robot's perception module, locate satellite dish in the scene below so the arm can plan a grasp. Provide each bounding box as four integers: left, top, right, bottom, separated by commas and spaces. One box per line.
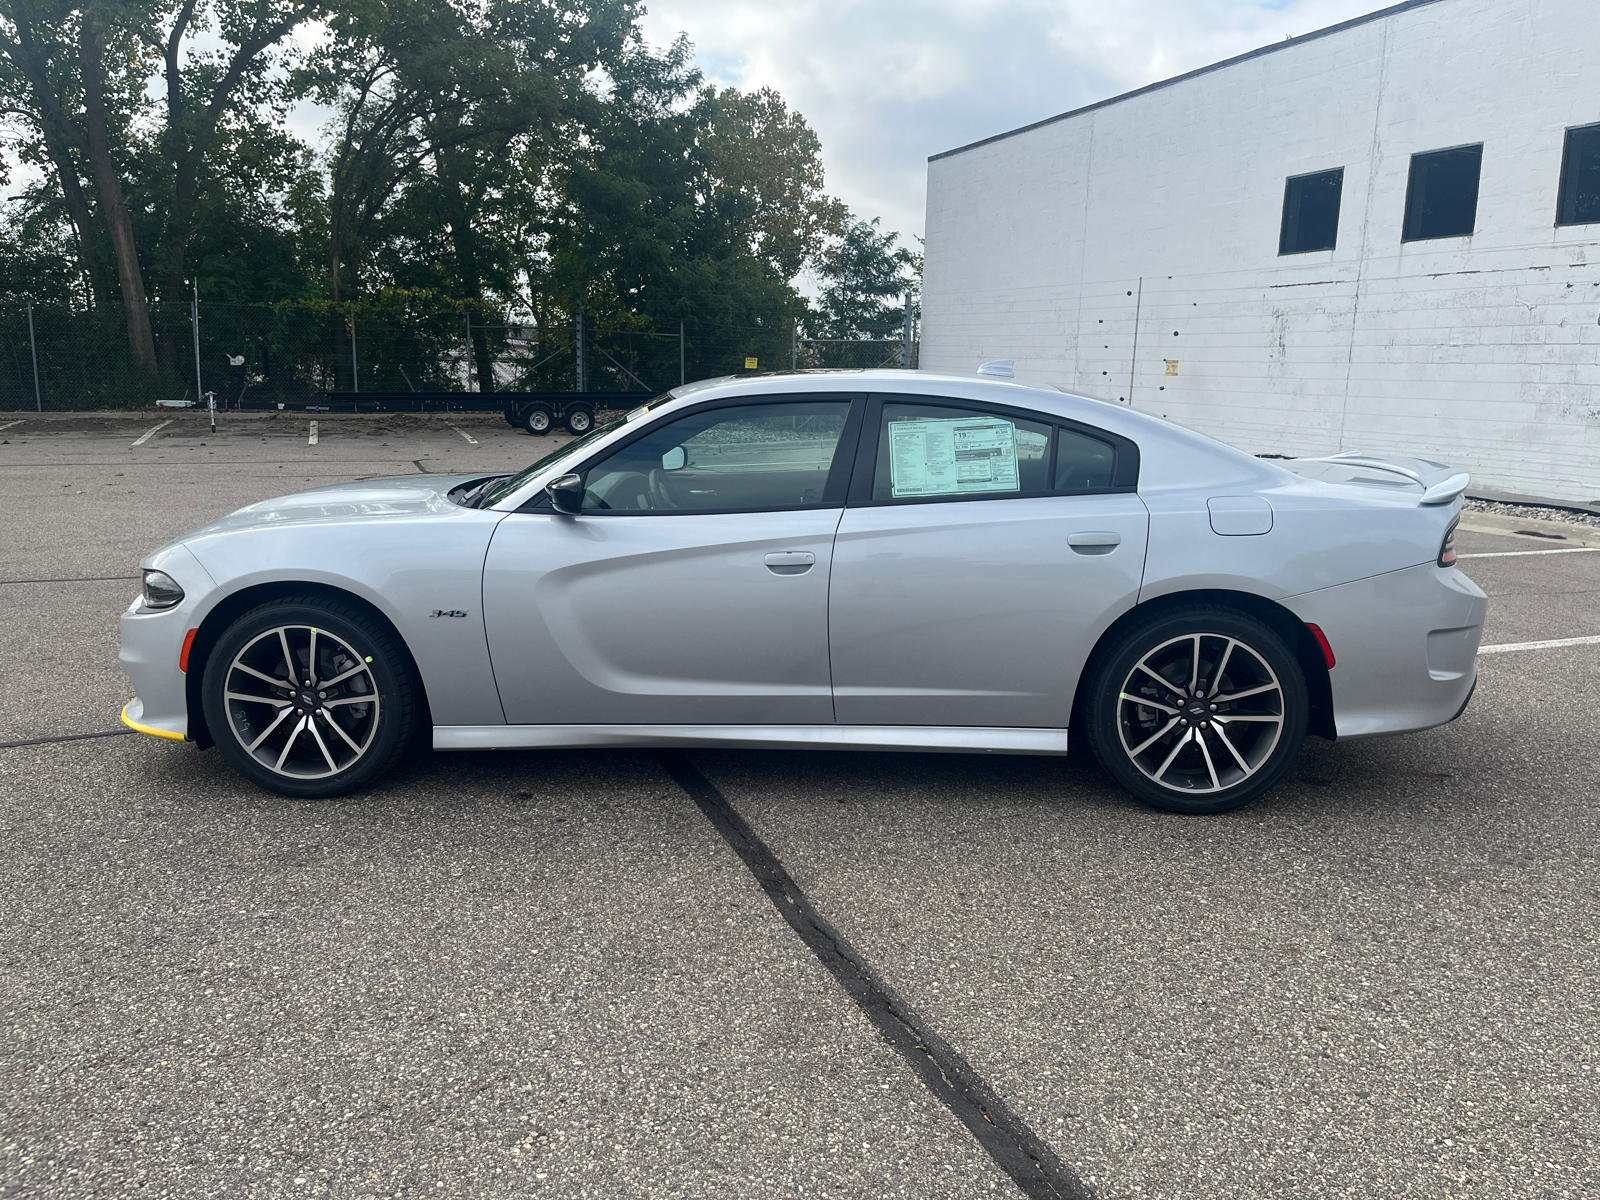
977, 360, 1014, 378
228, 354, 245, 367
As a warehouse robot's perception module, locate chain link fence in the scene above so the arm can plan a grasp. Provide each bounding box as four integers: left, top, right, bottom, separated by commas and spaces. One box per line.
0, 299, 868, 411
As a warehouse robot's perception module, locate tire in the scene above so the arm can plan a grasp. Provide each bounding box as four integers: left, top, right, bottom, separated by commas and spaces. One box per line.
521, 404, 554, 436
1084, 605, 1308, 815
201, 596, 417, 799
563, 404, 593, 435
502, 407, 519, 427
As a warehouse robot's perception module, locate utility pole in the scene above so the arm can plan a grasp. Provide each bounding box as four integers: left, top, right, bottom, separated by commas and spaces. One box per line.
464, 311, 474, 392
27, 302, 41, 411
192, 283, 212, 430
791, 320, 798, 371
350, 308, 359, 393
575, 307, 586, 392
679, 319, 685, 387
902, 293, 914, 368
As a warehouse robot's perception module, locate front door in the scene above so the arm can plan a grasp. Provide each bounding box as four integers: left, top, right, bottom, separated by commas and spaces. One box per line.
828, 397, 1149, 728
483, 398, 859, 726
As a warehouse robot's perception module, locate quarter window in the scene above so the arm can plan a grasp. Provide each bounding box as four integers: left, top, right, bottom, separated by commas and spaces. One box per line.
1279, 168, 1343, 255
1557, 123, 1600, 227
581, 401, 851, 513
867, 402, 1120, 503
1402, 144, 1483, 242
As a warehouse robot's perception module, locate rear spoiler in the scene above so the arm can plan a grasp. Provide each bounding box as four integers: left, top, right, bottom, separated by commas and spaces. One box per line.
1279, 452, 1470, 506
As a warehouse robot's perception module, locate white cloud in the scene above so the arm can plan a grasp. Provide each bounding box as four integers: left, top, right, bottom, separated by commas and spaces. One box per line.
638, 0, 1396, 242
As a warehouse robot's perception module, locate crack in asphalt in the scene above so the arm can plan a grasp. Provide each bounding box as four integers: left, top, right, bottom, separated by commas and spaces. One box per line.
654, 749, 1090, 1200
0, 729, 133, 750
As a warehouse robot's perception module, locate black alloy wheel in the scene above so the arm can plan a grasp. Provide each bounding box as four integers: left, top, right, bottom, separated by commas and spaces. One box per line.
201, 596, 417, 798
1085, 605, 1308, 815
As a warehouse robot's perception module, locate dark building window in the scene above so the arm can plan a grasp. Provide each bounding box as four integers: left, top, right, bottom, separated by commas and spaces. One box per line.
1279, 168, 1344, 254
1402, 144, 1483, 241
1557, 123, 1600, 226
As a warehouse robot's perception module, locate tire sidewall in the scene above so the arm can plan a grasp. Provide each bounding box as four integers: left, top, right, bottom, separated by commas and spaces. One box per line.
1086, 608, 1308, 814
523, 406, 553, 435
201, 600, 412, 799
564, 406, 593, 434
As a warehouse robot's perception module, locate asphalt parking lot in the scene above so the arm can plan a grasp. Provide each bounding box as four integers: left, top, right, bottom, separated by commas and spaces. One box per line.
2, 410, 1597, 1200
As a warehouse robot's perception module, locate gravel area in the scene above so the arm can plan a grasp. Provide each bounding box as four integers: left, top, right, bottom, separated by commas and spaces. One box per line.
1465, 498, 1600, 529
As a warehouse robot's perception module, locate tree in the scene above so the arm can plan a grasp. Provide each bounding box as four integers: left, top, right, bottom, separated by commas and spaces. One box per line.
813, 215, 918, 340
0, 0, 325, 370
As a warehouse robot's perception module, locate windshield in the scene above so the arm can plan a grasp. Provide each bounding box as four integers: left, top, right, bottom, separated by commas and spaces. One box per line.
478, 400, 665, 508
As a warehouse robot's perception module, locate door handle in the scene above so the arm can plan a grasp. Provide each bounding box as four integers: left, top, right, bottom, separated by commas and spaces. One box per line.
764, 551, 816, 575
1068, 531, 1121, 556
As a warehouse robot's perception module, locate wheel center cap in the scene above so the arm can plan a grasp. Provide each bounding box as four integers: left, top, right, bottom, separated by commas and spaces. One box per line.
297, 691, 318, 711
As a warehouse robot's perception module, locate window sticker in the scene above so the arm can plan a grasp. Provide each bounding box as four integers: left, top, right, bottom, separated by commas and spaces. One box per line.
888, 417, 1021, 497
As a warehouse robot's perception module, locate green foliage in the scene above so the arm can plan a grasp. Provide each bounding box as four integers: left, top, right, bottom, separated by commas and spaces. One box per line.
0, 0, 916, 401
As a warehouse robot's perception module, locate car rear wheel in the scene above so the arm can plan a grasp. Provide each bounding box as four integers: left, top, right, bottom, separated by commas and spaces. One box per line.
521, 404, 554, 435
201, 597, 416, 798
1085, 606, 1307, 814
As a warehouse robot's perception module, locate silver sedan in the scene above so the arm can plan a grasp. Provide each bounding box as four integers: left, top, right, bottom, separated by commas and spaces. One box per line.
119, 371, 1486, 814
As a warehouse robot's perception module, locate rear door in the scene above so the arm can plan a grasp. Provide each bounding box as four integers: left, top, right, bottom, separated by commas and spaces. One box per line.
828, 396, 1149, 728
483, 396, 862, 726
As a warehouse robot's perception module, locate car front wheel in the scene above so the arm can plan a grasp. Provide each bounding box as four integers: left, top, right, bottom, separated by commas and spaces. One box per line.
201, 597, 417, 798
1085, 606, 1308, 815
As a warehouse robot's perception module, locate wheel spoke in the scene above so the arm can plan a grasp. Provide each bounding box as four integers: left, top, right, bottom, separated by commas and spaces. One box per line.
1121, 692, 1179, 716
1128, 717, 1181, 757
322, 695, 374, 707
321, 663, 369, 689
319, 709, 363, 754
306, 716, 339, 773
1212, 722, 1252, 774
1214, 682, 1278, 703
1215, 714, 1281, 724
1152, 728, 1192, 782
274, 716, 307, 770
1133, 663, 1183, 698
1187, 635, 1201, 691
227, 690, 289, 708
1195, 729, 1221, 791
279, 628, 300, 686
232, 662, 287, 689
1211, 639, 1236, 693
308, 627, 319, 687
245, 705, 295, 753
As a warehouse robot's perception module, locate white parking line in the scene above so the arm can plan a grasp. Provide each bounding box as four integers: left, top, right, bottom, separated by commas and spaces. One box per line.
1479, 634, 1600, 655
1460, 547, 1600, 559
131, 420, 172, 447
449, 425, 478, 444
0, 419, 23, 432
308, 421, 318, 446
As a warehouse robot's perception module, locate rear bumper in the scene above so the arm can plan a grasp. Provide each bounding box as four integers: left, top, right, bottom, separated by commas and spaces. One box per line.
1283, 563, 1487, 740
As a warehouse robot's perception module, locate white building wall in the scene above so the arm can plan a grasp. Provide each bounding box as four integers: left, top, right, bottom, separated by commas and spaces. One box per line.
922, 0, 1600, 504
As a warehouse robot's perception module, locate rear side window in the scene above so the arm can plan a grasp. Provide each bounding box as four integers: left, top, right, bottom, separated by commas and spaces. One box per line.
867, 401, 1128, 503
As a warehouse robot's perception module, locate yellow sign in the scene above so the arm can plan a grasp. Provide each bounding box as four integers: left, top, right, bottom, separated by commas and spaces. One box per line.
1164, 359, 1179, 376
744, 357, 758, 370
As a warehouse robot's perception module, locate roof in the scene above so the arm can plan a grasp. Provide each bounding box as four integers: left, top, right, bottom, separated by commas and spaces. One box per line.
929, 0, 1451, 163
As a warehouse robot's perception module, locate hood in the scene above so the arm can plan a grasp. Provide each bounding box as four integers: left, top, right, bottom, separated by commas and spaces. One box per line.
180, 473, 492, 538
1278, 452, 1470, 507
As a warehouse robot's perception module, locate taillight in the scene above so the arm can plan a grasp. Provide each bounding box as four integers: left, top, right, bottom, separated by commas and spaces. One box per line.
1438, 518, 1459, 568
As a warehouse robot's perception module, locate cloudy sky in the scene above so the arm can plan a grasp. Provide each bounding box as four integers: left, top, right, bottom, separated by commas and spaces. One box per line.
637, 0, 1393, 244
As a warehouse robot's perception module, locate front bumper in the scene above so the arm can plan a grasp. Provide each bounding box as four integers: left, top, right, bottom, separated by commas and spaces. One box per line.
118, 545, 217, 740
1283, 562, 1487, 739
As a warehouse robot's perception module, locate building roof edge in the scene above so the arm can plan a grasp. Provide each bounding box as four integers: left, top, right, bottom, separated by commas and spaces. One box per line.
927, 0, 1451, 163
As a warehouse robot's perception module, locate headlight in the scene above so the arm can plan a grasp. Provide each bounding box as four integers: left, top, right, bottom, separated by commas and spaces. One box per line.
142, 569, 185, 609
1438, 518, 1459, 568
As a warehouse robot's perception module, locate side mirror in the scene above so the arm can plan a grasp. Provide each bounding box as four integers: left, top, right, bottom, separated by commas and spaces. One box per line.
546, 473, 584, 514
661, 446, 686, 471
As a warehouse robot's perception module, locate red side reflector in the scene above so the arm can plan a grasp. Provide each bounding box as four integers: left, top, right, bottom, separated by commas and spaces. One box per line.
179, 627, 199, 673
1306, 623, 1336, 670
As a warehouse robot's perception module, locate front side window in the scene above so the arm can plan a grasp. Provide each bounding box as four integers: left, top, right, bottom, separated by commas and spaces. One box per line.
1557, 123, 1600, 227
1279, 168, 1343, 254
581, 401, 851, 513
867, 401, 1121, 503
1403, 144, 1483, 241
